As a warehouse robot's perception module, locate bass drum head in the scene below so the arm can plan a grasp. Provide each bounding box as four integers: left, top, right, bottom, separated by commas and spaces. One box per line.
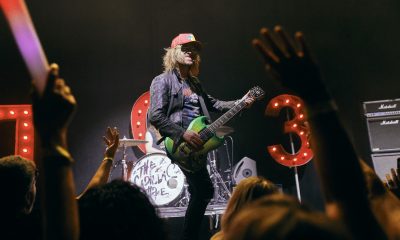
129, 153, 185, 206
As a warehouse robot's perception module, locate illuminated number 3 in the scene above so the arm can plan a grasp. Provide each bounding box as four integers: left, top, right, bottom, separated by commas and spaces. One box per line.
265, 94, 313, 167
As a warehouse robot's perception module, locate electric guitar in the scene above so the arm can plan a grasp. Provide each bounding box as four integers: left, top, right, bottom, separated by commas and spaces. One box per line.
165, 86, 265, 172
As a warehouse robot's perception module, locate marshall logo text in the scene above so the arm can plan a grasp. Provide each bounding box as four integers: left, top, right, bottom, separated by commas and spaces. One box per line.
380, 120, 399, 125
378, 104, 397, 110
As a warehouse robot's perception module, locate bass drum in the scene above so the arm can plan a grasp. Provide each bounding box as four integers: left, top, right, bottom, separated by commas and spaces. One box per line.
129, 153, 185, 206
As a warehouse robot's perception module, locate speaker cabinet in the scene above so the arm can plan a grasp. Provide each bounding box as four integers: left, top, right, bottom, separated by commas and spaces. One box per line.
233, 157, 257, 185
371, 153, 400, 181
366, 116, 400, 152
364, 99, 400, 153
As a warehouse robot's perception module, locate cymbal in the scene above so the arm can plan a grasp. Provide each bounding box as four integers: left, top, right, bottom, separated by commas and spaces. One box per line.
215, 126, 234, 137
119, 138, 148, 147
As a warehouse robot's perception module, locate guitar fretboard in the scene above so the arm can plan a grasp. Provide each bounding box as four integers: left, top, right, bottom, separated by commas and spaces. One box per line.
199, 100, 247, 141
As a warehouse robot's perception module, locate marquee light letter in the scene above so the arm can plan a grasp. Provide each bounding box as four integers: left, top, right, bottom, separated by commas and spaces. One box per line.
265, 95, 313, 167
0, 105, 34, 160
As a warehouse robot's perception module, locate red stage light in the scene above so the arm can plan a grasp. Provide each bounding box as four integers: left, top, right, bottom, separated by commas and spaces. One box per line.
130, 92, 150, 154
0, 105, 34, 161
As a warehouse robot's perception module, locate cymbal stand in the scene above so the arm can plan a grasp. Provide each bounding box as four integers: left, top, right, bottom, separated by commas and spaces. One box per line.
175, 181, 190, 207
110, 143, 129, 181
121, 144, 128, 181
208, 149, 232, 204
223, 136, 234, 193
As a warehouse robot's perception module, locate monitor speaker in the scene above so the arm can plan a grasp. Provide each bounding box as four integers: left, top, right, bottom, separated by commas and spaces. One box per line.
233, 157, 257, 185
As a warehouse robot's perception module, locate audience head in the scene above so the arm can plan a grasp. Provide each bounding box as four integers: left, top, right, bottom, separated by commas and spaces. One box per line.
225, 194, 350, 240
0, 155, 37, 218
222, 176, 280, 231
79, 179, 166, 240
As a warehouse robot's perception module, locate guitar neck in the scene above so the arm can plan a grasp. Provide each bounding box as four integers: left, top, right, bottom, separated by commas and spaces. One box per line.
208, 100, 247, 133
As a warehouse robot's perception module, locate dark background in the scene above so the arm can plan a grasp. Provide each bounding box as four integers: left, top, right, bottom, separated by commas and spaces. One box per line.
1, 0, 400, 238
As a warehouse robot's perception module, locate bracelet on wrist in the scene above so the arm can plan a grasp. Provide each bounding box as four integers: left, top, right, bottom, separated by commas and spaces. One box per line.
103, 157, 113, 162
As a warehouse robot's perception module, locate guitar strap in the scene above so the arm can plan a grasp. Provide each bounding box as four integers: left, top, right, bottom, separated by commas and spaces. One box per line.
198, 95, 212, 123
190, 75, 212, 123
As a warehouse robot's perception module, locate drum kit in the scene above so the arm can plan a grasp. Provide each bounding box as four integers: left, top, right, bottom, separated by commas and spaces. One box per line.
112, 133, 235, 208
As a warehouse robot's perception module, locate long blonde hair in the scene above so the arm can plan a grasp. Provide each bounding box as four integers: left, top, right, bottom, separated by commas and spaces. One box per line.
162, 45, 201, 76
221, 176, 279, 232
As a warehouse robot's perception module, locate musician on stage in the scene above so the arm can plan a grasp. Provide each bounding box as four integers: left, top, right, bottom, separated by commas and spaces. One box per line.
149, 33, 254, 240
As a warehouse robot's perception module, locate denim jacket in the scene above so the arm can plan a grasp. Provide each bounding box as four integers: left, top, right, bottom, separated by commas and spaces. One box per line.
148, 70, 237, 145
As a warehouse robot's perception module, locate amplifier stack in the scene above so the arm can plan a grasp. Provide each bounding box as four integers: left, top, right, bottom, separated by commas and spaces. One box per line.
364, 99, 400, 180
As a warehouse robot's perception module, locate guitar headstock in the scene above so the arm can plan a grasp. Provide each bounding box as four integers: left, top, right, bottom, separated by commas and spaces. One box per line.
248, 86, 265, 100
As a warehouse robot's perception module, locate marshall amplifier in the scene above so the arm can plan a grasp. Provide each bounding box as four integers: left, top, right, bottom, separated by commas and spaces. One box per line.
364, 99, 400, 153
364, 99, 400, 117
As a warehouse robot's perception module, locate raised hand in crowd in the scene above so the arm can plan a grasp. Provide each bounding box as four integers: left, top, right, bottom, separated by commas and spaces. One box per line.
103, 127, 119, 160
33, 63, 76, 149
252, 26, 329, 105
385, 168, 400, 198
32, 63, 79, 240
253, 26, 388, 240
77, 127, 119, 199
359, 160, 400, 240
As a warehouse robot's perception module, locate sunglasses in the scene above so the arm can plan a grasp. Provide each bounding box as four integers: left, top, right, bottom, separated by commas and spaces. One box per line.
181, 45, 200, 54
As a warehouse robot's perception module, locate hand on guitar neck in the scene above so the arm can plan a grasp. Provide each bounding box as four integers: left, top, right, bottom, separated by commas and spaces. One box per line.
242, 91, 256, 109
182, 130, 204, 150
182, 91, 255, 151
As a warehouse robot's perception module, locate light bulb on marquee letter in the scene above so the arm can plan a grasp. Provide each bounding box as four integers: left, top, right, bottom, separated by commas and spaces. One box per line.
0, 105, 34, 161
265, 94, 313, 167
130, 92, 150, 154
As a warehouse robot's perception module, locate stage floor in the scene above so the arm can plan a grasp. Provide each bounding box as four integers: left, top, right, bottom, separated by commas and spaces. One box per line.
157, 204, 227, 218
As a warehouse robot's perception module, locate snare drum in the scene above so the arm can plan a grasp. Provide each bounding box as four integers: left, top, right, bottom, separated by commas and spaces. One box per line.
129, 153, 185, 206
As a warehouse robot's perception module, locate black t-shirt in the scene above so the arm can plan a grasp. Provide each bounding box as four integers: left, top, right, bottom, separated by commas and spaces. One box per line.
182, 80, 202, 129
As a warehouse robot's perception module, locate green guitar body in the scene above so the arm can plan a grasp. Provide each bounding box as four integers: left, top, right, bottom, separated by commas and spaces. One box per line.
165, 116, 224, 172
